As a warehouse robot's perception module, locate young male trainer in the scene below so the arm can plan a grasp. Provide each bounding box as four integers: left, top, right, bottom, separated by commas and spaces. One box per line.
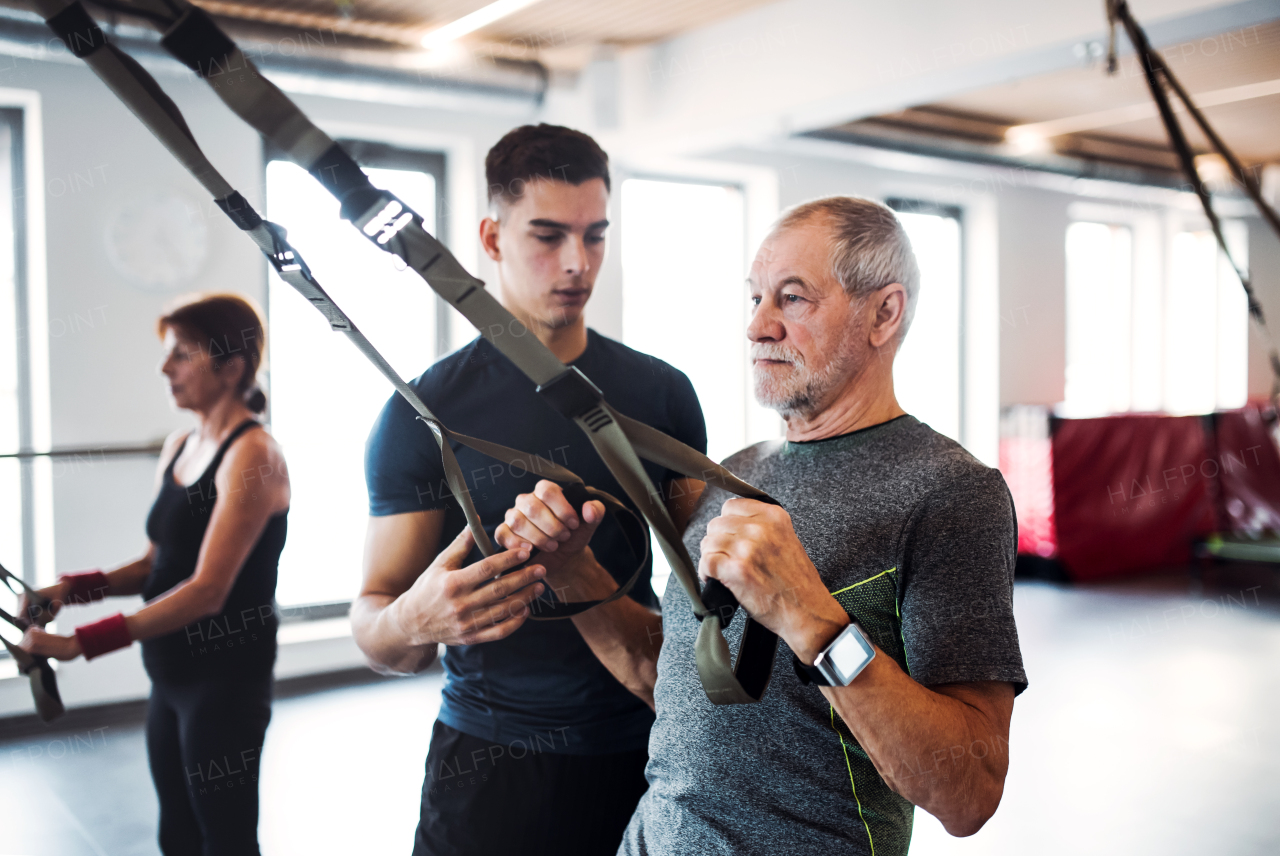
351, 124, 707, 855
496, 197, 1029, 855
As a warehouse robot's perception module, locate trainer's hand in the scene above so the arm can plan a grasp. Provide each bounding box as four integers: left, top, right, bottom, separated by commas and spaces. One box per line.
699, 498, 848, 662
495, 480, 605, 575
392, 527, 546, 647
19, 627, 81, 661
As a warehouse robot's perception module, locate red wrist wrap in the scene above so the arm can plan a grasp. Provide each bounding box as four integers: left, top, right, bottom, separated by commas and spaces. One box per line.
60, 570, 110, 604
75, 613, 131, 660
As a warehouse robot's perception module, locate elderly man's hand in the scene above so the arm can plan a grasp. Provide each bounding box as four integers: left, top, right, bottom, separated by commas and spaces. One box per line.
699, 497, 850, 663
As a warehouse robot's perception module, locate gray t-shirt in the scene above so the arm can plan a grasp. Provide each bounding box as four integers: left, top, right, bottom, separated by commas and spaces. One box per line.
621, 415, 1028, 856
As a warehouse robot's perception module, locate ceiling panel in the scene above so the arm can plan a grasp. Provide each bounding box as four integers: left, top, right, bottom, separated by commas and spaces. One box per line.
189, 0, 775, 50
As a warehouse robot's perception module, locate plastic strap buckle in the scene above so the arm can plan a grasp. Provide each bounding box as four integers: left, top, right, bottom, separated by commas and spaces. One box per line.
536, 367, 604, 419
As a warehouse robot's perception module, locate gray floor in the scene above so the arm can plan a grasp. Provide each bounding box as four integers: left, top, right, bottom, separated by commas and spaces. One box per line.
2, 565, 1278, 856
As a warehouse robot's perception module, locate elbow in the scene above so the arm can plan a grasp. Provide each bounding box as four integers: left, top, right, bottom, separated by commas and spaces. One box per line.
941, 785, 1003, 838
187, 581, 232, 620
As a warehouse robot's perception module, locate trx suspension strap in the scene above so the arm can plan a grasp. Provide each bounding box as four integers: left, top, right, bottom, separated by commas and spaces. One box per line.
0, 562, 65, 722
36, 0, 647, 622
1108, 0, 1280, 403
39, 0, 780, 704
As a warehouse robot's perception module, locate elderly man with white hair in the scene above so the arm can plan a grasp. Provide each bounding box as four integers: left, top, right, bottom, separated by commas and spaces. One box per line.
495, 196, 1028, 856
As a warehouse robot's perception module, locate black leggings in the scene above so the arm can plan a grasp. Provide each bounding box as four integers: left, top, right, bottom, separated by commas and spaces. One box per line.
145, 674, 273, 856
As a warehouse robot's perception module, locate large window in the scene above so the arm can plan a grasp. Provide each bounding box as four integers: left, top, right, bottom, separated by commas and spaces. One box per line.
620, 178, 754, 463
1063, 219, 1247, 417
1164, 227, 1248, 414
620, 177, 767, 593
265, 144, 445, 609
889, 200, 964, 444
1063, 222, 1134, 417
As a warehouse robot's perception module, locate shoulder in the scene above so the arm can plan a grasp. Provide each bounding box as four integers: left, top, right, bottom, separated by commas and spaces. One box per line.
371, 338, 490, 433
218, 425, 286, 481
157, 427, 191, 472
585, 329, 695, 390
721, 438, 785, 473
895, 422, 1011, 517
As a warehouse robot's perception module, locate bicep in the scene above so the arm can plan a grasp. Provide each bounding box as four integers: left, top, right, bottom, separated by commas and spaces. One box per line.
361, 510, 445, 598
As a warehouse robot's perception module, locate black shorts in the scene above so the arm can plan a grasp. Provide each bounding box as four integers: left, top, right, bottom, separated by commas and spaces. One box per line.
412, 720, 648, 856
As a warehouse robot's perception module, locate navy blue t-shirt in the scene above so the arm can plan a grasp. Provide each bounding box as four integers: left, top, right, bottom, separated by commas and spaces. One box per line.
365, 328, 706, 754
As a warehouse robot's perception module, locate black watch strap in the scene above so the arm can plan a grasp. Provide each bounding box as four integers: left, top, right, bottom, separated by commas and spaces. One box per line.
792, 654, 831, 686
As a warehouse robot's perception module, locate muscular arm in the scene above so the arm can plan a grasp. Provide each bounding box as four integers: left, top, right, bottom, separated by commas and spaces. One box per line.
351, 510, 446, 675
351, 510, 550, 677
497, 477, 705, 709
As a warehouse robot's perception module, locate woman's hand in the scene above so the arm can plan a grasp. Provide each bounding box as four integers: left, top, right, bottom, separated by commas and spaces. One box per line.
19, 626, 82, 661
19, 580, 68, 627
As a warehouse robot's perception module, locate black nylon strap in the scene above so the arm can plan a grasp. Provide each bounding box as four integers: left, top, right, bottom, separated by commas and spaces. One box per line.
793, 654, 830, 686
309, 142, 384, 220
215, 191, 263, 231
158, 5, 236, 77
47, 2, 105, 58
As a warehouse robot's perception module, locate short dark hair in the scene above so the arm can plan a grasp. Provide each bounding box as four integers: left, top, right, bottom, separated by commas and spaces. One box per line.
485, 124, 610, 208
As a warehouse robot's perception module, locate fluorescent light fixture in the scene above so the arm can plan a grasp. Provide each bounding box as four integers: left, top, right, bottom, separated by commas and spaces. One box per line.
1005, 77, 1280, 141
420, 0, 541, 49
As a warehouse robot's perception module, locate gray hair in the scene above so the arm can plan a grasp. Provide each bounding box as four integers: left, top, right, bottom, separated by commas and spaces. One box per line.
772, 196, 921, 342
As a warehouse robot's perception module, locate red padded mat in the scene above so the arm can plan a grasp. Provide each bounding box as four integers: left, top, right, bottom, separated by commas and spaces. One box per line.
1051, 414, 1216, 581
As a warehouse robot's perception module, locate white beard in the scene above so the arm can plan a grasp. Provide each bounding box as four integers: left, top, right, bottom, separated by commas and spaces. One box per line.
752, 339, 860, 419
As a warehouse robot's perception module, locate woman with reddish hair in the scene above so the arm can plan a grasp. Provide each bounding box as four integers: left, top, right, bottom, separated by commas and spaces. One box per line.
21, 293, 290, 856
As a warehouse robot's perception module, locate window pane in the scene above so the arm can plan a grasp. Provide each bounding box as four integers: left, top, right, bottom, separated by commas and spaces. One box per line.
621, 178, 749, 596
1164, 228, 1247, 415
621, 179, 749, 463
1063, 222, 1133, 418
893, 211, 963, 442
266, 162, 438, 608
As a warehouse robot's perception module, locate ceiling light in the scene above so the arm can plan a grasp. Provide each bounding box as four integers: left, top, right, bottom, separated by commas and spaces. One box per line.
420, 0, 542, 50
1004, 126, 1051, 156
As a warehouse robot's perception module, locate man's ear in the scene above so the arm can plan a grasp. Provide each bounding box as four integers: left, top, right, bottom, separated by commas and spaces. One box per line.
479, 216, 501, 262
868, 283, 906, 349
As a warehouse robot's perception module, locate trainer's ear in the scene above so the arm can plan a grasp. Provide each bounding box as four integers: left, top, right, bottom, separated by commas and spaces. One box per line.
479, 216, 502, 262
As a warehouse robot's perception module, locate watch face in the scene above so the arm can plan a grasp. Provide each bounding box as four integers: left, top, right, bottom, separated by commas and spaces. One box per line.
826, 625, 874, 685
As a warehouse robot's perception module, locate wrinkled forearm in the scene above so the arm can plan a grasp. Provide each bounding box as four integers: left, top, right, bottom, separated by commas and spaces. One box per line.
824, 655, 1011, 837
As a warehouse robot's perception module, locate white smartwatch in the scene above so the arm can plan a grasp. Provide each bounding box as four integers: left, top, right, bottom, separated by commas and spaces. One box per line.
793, 620, 876, 687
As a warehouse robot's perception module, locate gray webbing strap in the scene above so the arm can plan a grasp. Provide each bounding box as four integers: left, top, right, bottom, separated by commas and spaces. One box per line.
34, 0, 649, 620
40, 0, 778, 703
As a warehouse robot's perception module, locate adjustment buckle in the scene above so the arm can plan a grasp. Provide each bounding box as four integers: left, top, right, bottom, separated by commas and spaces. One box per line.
536, 367, 604, 419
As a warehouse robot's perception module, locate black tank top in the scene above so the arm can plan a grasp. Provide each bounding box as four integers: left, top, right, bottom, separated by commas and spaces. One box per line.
142, 419, 287, 682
